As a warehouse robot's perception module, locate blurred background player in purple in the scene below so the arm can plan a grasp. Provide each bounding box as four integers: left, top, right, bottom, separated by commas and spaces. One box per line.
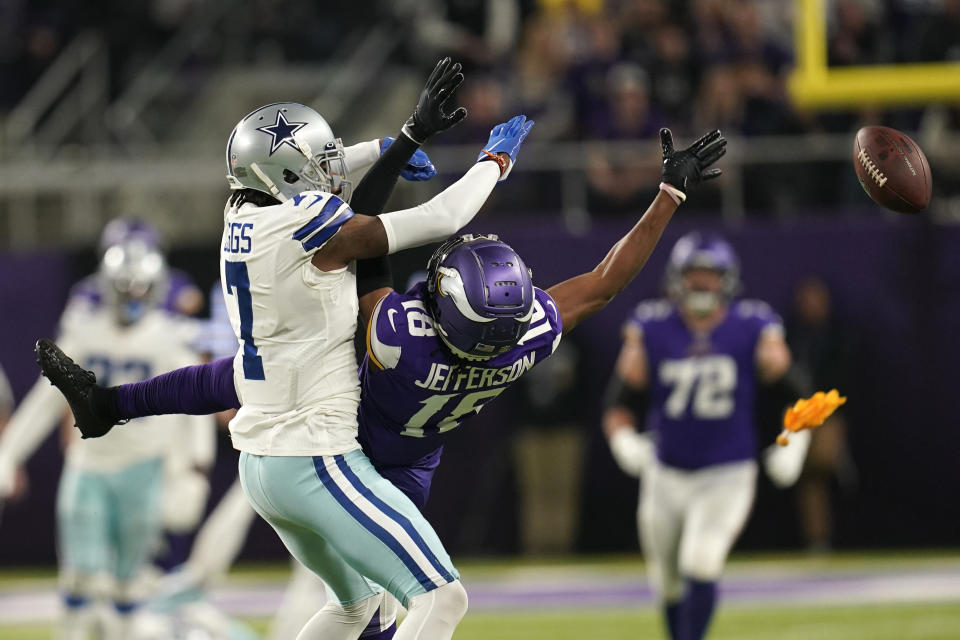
603, 231, 807, 640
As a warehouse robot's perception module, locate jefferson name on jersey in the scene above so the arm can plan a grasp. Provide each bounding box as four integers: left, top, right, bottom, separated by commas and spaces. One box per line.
359, 283, 562, 466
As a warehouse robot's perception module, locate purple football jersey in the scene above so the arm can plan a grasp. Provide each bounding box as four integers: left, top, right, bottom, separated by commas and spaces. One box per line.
627, 298, 783, 470
68, 269, 200, 315
357, 282, 563, 504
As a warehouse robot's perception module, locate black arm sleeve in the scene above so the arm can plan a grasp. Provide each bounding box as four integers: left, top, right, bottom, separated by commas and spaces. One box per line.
755, 366, 811, 438
350, 133, 420, 215
349, 133, 421, 296
603, 373, 649, 424
760, 367, 811, 408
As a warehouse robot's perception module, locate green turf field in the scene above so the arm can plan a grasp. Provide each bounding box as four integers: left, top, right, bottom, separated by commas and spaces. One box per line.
451, 603, 960, 640
2, 552, 958, 639
1, 602, 958, 640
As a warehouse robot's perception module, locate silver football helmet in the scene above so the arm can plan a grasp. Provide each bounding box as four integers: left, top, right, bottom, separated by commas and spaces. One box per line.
99, 239, 168, 326
225, 102, 351, 202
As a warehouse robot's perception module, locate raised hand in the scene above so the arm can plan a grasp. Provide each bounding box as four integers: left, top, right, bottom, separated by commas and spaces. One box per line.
659, 128, 727, 202
402, 57, 468, 144
380, 136, 437, 181
477, 115, 535, 182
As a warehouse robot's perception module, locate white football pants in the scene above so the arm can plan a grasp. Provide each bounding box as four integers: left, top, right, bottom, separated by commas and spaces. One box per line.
638, 459, 757, 602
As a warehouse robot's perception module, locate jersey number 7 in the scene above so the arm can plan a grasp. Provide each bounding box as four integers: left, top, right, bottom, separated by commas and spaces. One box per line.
224, 261, 265, 380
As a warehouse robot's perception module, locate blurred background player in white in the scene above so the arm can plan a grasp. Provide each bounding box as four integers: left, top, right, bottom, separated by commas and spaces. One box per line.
0, 237, 214, 640
603, 232, 805, 640
71, 218, 205, 318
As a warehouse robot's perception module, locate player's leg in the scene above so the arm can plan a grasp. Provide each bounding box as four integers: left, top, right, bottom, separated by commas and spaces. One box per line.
676, 461, 757, 640
311, 451, 466, 640
267, 559, 328, 640
180, 477, 257, 588
55, 466, 111, 640
639, 461, 686, 640
149, 476, 257, 627
239, 450, 385, 640
240, 450, 466, 639
110, 457, 166, 639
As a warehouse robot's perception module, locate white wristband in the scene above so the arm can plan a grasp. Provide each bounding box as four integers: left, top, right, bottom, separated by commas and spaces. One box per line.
659, 182, 686, 204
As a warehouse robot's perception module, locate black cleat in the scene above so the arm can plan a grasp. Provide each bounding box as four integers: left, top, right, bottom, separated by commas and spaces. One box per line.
35, 338, 118, 439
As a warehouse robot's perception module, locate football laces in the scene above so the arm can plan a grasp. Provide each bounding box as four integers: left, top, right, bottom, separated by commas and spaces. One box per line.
857, 148, 888, 188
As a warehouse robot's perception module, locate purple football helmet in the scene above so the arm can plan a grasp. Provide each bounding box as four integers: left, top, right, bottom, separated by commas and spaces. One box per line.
665, 231, 741, 314
425, 234, 534, 360
99, 218, 160, 254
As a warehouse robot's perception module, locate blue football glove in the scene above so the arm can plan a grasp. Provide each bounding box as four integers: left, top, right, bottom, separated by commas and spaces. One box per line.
477, 115, 535, 182
381, 136, 437, 182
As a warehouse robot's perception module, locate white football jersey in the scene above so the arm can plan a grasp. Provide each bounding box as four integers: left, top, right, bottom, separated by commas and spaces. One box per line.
55, 303, 209, 472
220, 190, 361, 456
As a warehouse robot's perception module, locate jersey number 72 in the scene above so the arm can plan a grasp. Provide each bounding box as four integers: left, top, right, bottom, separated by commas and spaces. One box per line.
658, 355, 736, 420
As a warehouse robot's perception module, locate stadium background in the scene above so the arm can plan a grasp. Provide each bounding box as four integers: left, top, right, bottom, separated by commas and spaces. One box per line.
1, 0, 959, 637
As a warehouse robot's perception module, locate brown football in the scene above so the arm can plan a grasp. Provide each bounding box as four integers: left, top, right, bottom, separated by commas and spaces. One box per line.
853, 126, 932, 214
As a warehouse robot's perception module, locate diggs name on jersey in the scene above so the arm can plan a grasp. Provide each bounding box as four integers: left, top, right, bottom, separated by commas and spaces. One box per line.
223, 222, 253, 255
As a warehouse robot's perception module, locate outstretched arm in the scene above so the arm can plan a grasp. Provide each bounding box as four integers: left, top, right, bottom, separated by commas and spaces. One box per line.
315, 114, 533, 269
548, 128, 727, 334
548, 191, 677, 334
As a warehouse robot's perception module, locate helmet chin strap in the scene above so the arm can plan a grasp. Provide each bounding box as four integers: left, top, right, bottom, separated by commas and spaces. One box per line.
250, 162, 284, 201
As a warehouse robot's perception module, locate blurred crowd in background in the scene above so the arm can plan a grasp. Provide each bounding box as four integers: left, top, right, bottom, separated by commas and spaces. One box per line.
2, 0, 959, 221
6, 0, 960, 132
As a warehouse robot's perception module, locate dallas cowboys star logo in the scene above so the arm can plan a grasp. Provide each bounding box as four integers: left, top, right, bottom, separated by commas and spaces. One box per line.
256, 110, 308, 155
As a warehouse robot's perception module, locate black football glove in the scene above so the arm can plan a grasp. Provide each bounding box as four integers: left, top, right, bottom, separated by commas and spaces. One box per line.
659, 128, 726, 202
402, 57, 468, 144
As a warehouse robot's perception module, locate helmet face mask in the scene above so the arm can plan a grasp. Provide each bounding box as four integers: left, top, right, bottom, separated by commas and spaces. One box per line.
426, 234, 535, 361
99, 240, 168, 326
226, 103, 352, 202
665, 232, 740, 317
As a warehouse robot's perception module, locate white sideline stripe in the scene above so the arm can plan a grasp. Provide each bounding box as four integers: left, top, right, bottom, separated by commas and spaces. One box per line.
322, 457, 447, 588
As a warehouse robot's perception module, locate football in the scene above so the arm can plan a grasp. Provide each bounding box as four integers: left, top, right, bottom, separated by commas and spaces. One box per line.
853, 126, 932, 214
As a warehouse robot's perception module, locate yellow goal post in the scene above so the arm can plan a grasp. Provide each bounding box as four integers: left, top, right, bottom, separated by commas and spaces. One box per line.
787, 0, 960, 108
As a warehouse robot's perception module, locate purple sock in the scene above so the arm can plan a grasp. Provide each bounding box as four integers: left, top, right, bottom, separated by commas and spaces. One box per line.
115, 357, 240, 419
360, 606, 397, 639
665, 601, 681, 640
678, 579, 717, 640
